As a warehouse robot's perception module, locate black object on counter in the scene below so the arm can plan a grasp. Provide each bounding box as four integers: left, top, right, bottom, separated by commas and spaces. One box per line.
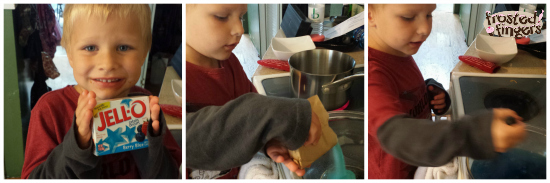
281, 4, 312, 38
314, 34, 358, 52
517, 42, 546, 59
314, 26, 364, 52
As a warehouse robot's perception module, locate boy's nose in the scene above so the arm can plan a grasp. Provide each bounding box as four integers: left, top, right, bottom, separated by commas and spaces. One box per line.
98, 50, 119, 71
417, 19, 432, 36
231, 19, 244, 37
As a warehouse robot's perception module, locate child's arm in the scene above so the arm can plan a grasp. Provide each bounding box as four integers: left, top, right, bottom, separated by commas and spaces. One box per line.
22, 91, 101, 178
130, 96, 181, 178
377, 109, 525, 166
186, 93, 312, 171
424, 78, 451, 115
370, 71, 525, 167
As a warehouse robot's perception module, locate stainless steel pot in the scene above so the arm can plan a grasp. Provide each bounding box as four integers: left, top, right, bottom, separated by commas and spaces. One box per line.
289, 49, 364, 111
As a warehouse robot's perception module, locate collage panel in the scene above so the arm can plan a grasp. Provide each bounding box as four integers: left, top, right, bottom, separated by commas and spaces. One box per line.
368, 3, 546, 179
186, 3, 364, 179
4, 4, 182, 179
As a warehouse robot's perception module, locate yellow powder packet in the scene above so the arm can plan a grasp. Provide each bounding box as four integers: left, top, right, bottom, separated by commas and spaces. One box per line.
288, 95, 337, 169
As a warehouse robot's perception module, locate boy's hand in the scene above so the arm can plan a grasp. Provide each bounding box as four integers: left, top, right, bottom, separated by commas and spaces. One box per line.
303, 111, 322, 146
428, 85, 446, 113
75, 90, 96, 149
149, 96, 161, 136
491, 108, 526, 153
266, 139, 308, 176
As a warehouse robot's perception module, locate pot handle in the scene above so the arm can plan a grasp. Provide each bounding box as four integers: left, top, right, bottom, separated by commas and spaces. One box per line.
322, 72, 364, 94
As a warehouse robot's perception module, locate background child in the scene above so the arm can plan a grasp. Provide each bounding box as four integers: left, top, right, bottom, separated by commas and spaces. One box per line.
368, 4, 526, 179
21, 4, 181, 179
185, 4, 321, 179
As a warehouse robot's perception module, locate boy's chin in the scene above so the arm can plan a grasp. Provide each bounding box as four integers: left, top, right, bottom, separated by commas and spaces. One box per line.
211, 52, 232, 61
397, 48, 420, 57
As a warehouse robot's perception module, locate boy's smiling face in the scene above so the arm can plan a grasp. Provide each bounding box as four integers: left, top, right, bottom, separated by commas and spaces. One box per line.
368, 4, 436, 57
186, 4, 247, 64
67, 13, 148, 100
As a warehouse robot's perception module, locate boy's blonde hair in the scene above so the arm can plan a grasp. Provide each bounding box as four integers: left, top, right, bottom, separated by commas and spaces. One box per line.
61, 4, 152, 50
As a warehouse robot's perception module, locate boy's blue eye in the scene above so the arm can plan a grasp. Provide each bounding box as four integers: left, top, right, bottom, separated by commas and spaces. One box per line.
84, 46, 97, 51
118, 45, 130, 51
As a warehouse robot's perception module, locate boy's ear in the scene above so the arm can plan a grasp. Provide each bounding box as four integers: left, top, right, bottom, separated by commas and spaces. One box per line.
368, 11, 376, 28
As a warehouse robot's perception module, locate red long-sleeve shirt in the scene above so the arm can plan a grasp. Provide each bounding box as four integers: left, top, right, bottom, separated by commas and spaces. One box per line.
368, 47, 431, 179
186, 53, 257, 108
186, 53, 257, 179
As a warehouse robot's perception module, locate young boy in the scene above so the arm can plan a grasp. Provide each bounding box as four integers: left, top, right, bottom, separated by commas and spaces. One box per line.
185, 4, 322, 179
368, 4, 526, 179
21, 4, 181, 179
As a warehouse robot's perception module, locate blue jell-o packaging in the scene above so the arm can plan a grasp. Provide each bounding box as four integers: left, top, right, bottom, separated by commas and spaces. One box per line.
92, 96, 150, 156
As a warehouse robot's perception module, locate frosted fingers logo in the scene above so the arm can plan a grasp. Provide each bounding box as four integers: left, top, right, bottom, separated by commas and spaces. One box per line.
484, 10, 544, 38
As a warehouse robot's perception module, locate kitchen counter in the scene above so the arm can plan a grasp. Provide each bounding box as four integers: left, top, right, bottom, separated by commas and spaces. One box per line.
451, 35, 546, 75
159, 66, 183, 130
252, 29, 364, 78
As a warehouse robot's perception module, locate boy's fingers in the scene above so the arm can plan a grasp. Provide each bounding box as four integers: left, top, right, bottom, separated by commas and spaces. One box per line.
88, 91, 96, 100
431, 98, 445, 105
509, 112, 522, 121
149, 95, 159, 103
282, 159, 299, 172
76, 90, 88, 113
151, 103, 160, 122
434, 93, 445, 100
81, 89, 88, 97
295, 169, 306, 177
433, 104, 445, 109
83, 110, 93, 127
152, 120, 160, 135
87, 97, 97, 110
270, 155, 285, 163
496, 108, 523, 121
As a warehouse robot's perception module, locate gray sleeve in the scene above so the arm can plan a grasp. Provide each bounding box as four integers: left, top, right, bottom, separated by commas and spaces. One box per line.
131, 111, 179, 178
28, 115, 101, 179
186, 93, 311, 170
377, 110, 497, 167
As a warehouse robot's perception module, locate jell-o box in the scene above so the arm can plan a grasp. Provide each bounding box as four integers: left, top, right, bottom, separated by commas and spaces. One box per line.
92, 96, 150, 156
